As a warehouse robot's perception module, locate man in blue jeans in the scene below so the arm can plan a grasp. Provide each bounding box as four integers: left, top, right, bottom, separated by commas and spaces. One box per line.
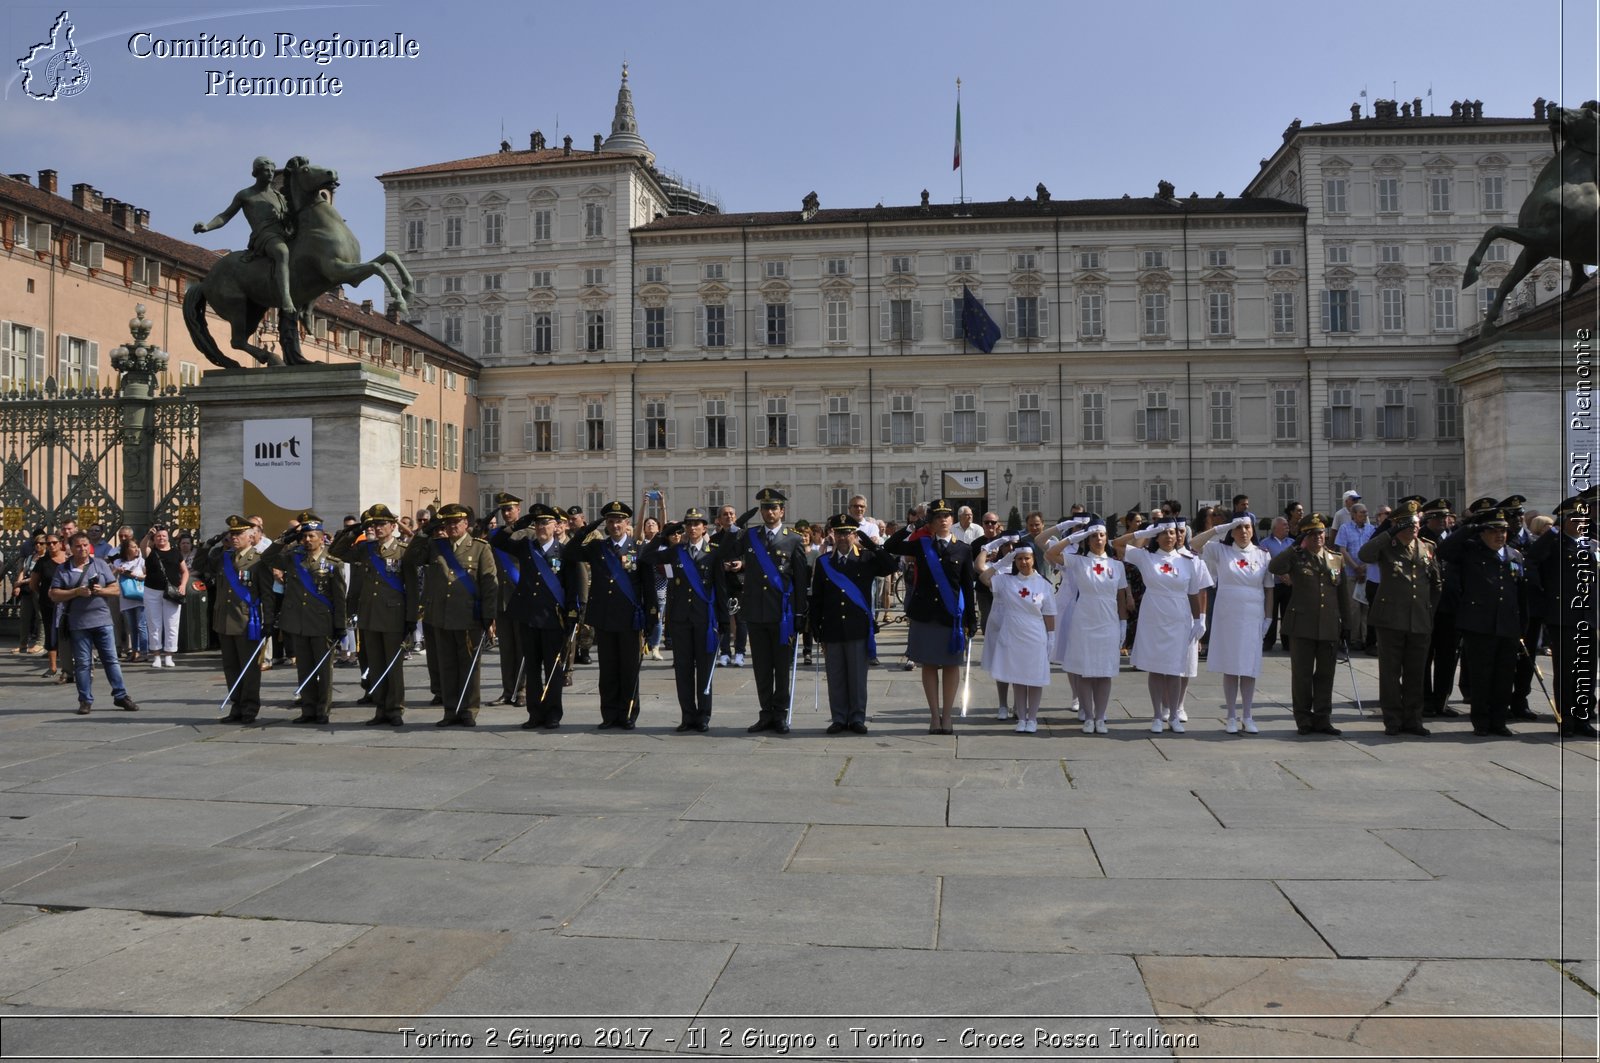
49, 532, 140, 715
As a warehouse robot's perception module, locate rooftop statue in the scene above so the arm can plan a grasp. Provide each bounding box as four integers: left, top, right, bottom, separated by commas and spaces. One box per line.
184, 156, 414, 367
1464, 100, 1598, 328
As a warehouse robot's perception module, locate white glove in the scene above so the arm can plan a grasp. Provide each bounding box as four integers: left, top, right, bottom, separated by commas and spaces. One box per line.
1133, 525, 1162, 542
982, 533, 1021, 557
1190, 616, 1207, 642
1260, 616, 1272, 640
1231, 515, 1253, 531
1066, 528, 1093, 545
1051, 516, 1090, 537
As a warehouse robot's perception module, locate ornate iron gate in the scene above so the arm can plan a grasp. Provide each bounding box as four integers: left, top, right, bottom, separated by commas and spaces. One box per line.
1, 307, 199, 623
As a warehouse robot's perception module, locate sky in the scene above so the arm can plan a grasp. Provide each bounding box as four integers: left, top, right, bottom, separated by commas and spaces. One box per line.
3, 0, 1597, 304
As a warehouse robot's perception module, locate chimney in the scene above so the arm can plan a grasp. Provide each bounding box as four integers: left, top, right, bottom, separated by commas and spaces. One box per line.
920, 189, 930, 207
9, 173, 31, 185
361, 299, 373, 313
37, 169, 57, 194
1036, 182, 1050, 203
531, 130, 545, 150
71, 182, 93, 209
499, 139, 511, 153
1414, 96, 1423, 115
593, 133, 603, 152
101, 195, 119, 215
133, 208, 150, 229
110, 202, 131, 229
562, 135, 572, 156
386, 304, 399, 323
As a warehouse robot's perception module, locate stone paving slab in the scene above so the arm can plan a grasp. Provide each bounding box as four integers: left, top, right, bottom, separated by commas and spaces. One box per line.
1274, 756, 1562, 792
443, 776, 711, 817
1278, 879, 1589, 959
1436, 788, 1597, 829
0, 902, 43, 935
221, 807, 543, 860
215, 767, 494, 810
0, 794, 297, 847
1061, 758, 1311, 790
6, 914, 365, 1013
949, 788, 1217, 829
789, 825, 1100, 877
683, 783, 948, 826
1139, 955, 1598, 1060
0, 791, 94, 821
0, 840, 331, 914
410, 746, 644, 778
13, 761, 280, 801
1089, 827, 1432, 880
228, 853, 613, 931
1375, 827, 1596, 882
0, 738, 97, 767
0, 907, 187, 998
0, 1014, 411, 1060
0, 838, 75, 893
1194, 789, 1501, 829
244, 925, 511, 1030
436, 933, 734, 1016
938, 877, 1333, 957
608, 750, 849, 786
486, 815, 804, 870
562, 867, 938, 948
1487, 752, 1600, 791
838, 755, 1071, 789
204, 742, 444, 774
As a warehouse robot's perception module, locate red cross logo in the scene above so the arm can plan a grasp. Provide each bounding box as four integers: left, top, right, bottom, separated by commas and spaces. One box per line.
1159, 562, 1174, 574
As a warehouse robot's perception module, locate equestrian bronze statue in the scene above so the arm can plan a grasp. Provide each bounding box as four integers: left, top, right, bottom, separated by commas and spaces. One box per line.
1464, 101, 1598, 328
184, 156, 414, 367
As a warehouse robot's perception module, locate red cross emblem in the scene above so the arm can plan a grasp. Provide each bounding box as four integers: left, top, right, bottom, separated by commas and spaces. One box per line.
1018, 587, 1031, 598
1235, 558, 1250, 570
1159, 562, 1174, 574
1092, 563, 1106, 574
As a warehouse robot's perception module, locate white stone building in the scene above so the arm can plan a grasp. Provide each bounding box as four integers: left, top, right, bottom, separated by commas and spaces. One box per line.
380, 76, 1561, 521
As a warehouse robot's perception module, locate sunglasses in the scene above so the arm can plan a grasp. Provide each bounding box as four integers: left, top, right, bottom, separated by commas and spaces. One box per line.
45, 539, 61, 545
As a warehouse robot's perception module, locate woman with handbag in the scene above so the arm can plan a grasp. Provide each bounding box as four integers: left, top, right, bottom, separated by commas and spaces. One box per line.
29, 533, 68, 680
141, 525, 188, 668
13, 530, 47, 654
112, 538, 148, 662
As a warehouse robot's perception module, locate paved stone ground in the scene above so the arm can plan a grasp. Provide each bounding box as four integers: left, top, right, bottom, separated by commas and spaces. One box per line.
0, 630, 1595, 1061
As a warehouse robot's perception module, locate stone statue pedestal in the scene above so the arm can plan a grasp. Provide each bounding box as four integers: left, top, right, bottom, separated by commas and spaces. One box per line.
1449, 287, 1600, 511
189, 363, 417, 533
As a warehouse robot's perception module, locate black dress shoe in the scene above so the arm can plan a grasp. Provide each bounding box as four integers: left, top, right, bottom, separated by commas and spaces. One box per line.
542, 721, 561, 730
1296, 724, 1315, 735
1562, 722, 1599, 738
772, 722, 790, 734
825, 722, 846, 734
1402, 724, 1431, 736
220, 712, 243, 723
457, 715, 477, 727
292, 714, 317, 724
675, 722, 694, 733
358, 693, 374, 705
1315, 723, 1343, 736
387, 716, 404, 727
363, 715, 386, 726
849, 722, 869, 734
521, 719, 540, 730
435, 717, 457, 727
694, 722, 709, 732
429, 694, 444, 706
1489, 725, 1514, 737
597, 721, 617, 730
1507, 708, 1539, 721
747, 720, 772, 733
1384, 725, 1402, 736
619, 720, 636, 730
1437, 706, 1462, 717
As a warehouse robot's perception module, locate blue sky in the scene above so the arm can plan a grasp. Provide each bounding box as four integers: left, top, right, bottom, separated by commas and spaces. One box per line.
3, 0, 1596, 303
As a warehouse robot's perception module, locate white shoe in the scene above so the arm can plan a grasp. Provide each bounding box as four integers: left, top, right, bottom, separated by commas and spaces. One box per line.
1177, 706, 1188, 722
1015, 720, 1029, 733
996, 707, 1010, 721
151, 656, 165, 668
1225, 718, 1239, 734
718, 654, 730, 667
1170, 719, 1186, 734
733, 653, 745, 667
1095, 719, 1108, 734
1082, 720, 1095, 735
1027, 720, 1038, 733
164, 655, 175, 668
1242, 717, 1259, 734
1150, 717, 1165, 734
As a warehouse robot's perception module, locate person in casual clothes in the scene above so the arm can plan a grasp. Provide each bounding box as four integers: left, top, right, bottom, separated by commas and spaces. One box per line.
1260, 515, 1296, 652
140, 525, 188, 668
31, 533, 68, 679
12, 530, 47, 654
49, 533, 139, 715
111, 538, 147, 663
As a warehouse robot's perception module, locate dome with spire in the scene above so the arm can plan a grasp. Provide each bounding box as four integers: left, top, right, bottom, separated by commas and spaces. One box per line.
601, 62, 655, 166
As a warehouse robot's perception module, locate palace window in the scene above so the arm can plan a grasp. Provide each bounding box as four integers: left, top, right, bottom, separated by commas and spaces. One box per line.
1081, 390, 1104, 443
1143, 292, 1168, 337
1273, 385, 1299, 441
1376, 176, 1401, 213
1272, 291, 1296, 334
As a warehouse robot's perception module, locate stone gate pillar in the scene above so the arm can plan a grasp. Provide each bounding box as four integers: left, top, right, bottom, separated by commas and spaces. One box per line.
109, 305, 167, 534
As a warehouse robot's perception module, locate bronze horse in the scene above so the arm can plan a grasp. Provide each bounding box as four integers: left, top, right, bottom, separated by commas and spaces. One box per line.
183, 158, 414, 367
1464, 101, 1598, 328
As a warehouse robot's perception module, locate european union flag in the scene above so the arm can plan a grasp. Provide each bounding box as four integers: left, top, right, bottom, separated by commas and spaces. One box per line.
961, 285, 1001, 353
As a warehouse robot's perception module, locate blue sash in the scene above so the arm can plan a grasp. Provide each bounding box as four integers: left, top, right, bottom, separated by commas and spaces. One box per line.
434, 537, 482, 622
600, 540, 643, 630
223, 550, 262, 641
747, 526, 795, 644
492, 546, 522, 587
677, 545, 719, 655
524, 542, 565, 609
365, 541, 406, 598
288, 549, 334, 615
919, 537, 967, 655
819, 552, 875, 657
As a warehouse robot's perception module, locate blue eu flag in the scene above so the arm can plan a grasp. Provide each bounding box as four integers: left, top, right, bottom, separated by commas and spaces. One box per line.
961, 285, 1001, 353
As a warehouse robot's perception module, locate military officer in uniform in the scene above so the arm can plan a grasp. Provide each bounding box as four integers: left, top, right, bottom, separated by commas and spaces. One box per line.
886, 500, 979, 734
1439, 507, 1522, 736
1268, 514, 1351, 735
330, 504, 410, 726
407, 503, 498, 726
199, 514, 276, 724
488, 492, 527, 707
575, 501, 648, 729
492, 503, 579, 729
260, 515, 346, 723
1528, 496, 1599, 737
1419, 498, 1464, 718
640, 508, 721, 732
1496, 494, 1542, 721
713, 488, 810, 734
809, 513, 901, 733
1358, 499, 1441, 736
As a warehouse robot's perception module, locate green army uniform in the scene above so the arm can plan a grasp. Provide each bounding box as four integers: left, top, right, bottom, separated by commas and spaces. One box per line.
332, 522, 410, 725
261, 534, 346, 723
1268, 520, 1351, 733
198, 526, 276, 723
409, 523, 498, 725
1359, 517, 1442, 733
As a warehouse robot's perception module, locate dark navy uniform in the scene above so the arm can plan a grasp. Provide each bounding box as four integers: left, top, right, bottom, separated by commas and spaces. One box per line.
641, 514, 720, 730
809, 523, 900, 730
260, 523, 346, 723
1441, 512, 1523, 736
491, 507, 580, 728
577, 503, 649, 728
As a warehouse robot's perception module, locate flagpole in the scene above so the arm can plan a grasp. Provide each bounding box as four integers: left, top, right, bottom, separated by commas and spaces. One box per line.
955, 77, 964, 205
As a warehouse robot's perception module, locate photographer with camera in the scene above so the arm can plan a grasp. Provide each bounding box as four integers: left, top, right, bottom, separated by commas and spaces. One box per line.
49, 532, 140, 715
